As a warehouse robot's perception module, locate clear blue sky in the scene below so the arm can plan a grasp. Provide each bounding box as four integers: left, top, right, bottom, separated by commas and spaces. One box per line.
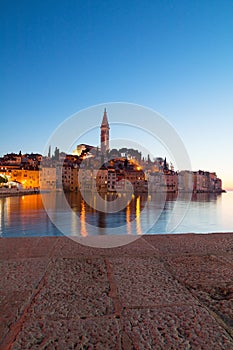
1, 0, 233, 188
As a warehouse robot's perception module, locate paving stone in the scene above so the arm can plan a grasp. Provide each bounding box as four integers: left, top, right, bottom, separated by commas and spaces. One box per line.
163, 255, 233, 286
218, 254, 233, 266
10, 316, 121, 350
144, 233, 233, 255
53, 236, 158, 258
0, 290, 32, 341
0, 258, 49, 292
29, 285, 114, 320
121, 305, 233, 350
190, 282, 233, 330
109, 257, 197, 307
31, 237, 59, 258
47, 257, 109, 288
26, 258, 114, 319
0, 237, 57, 260
0, 237, 40, 260
143, 234, 209, 255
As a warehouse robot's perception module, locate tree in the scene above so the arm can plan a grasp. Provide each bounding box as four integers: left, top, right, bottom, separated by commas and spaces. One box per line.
124, 158, 129, 168
0, 175, 8, 184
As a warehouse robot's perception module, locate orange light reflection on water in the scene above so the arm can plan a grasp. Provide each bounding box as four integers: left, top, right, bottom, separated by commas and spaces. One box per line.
126, 201, 132, 235
80, 200, 88, 237
136, 196, 142, 235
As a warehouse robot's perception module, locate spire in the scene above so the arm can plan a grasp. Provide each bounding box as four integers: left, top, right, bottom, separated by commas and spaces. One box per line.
100, 108, 110, 154
101, 108, 109, 127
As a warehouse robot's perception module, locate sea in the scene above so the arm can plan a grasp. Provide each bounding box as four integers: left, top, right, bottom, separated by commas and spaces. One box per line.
1, 190, 233, 238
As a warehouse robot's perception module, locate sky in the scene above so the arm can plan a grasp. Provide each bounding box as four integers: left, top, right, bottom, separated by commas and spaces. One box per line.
1, 0, 233, 188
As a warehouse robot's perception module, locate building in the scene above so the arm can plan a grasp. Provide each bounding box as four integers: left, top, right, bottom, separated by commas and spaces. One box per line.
62, 166, 73, 191
165, 172, 178, 193
96, 168, 108, 192
100, 108, 110, 154
193, 170, 223, 193
178, 171, 194, 192
107, 168, 117, 192
39, 167, 56, 190
148, 171, 178, 193
1, 169, 39, 189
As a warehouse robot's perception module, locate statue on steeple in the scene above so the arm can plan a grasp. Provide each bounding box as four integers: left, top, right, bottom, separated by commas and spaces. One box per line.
100, 109, 110, 154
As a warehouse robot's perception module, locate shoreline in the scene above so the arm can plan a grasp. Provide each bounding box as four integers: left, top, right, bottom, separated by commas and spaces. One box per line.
0, 188, 226, 198
0, 188, 40, 198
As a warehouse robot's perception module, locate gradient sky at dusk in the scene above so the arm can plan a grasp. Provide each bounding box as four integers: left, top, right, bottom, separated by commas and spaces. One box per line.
1, 1, 233, 188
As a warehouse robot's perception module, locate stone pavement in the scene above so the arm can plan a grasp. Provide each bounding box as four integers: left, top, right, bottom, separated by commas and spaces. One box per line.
0, 233, 233, 349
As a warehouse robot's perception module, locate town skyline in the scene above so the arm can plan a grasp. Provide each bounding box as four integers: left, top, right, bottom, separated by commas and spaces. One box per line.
0, 106, 230, 190
0, 109, 224, 195
1, 1, 233, 189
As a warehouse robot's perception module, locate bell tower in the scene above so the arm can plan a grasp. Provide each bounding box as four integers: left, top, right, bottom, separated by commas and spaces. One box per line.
100, 108, 110, 154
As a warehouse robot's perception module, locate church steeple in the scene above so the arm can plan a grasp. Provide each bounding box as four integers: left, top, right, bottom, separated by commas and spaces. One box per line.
101, 108, 109, 127
100, 108, 110, 154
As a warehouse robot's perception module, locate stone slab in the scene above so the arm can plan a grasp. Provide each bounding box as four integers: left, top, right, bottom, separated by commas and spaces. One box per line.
0, 258, 49, 292
0, 237, 58, 260
121, 305, 233, 350
53, 236, 158, 258
162, 255, 233, 285
10, 316, 121, 350
109, 256, 197, 307
27, 257, 114, 319
143, 233, 233, 255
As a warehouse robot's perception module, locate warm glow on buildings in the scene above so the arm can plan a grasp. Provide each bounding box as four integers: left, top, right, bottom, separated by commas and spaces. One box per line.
4, 169, 40, 189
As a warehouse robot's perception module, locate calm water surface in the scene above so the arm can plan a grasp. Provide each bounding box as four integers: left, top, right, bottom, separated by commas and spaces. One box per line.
0, 191, 233, 237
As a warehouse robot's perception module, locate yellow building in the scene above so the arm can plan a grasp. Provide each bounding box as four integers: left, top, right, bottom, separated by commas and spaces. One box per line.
4, 169, 40, 189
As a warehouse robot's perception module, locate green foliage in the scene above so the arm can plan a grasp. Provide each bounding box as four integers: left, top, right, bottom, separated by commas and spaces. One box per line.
0, 175, 8, 183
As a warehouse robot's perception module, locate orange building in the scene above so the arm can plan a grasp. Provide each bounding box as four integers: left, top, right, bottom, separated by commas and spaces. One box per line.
3, 169, 40, 189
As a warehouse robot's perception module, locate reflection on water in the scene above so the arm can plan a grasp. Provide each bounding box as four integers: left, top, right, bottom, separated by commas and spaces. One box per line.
0, 191, 233, 237
136, 196, 142, 235
80, 201, 88, 237
0, 194, 58, 237
64, 191, 149, 235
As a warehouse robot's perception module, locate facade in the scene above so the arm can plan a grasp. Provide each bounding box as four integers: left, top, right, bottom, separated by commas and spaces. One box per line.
107, 169, 117, 191
78, 168, 93, 191
193, 170, 223, 193
148, 171, 178, 193
62, 166, 79, 192
178, 171, 194, 192
39, 167, 56, 190
96, 169, 108, 192
2, 169, 40, 189
164, 172, 178, 193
